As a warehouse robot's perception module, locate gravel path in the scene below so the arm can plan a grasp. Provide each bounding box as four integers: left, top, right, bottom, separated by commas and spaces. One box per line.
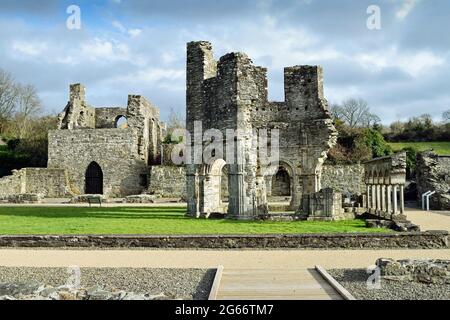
0, 267, 215, 300
328, 268, 450, 300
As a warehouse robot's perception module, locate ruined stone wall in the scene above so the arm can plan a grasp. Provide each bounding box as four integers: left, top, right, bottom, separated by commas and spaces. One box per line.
0, 168, 69, 198
185, 41, 337, 219
148, 166, 186, 198
48, 128, 148, 197
416, 151, 450, 210
127, 95, 162, 165
95, 107, 128, 128
0, 170, 24, 197
22, 168, 70, 197
58, 84, 96, 130
321, 164, 365, 195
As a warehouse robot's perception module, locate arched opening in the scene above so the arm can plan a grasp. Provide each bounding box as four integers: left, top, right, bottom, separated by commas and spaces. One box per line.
205, 159, 227, 214
272, 166, 291, 197
115, 115, 128, 129
85, 161, 103, 194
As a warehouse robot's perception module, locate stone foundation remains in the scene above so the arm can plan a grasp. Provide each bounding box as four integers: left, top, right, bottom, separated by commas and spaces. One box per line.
416, 151, 450, 210
376, 258, 450, 284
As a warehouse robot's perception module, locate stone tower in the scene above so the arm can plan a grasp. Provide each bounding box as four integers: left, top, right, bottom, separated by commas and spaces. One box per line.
186, 41, 337, 219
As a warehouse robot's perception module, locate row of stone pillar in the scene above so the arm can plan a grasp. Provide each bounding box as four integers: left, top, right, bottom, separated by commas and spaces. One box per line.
366, 184, 404, 216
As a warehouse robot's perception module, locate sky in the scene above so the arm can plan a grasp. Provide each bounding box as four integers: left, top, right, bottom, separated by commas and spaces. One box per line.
0, 0, 449, 124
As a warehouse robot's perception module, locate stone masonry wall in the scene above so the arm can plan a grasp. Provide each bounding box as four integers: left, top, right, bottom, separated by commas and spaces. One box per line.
321, 164, 365, 195
0, 231, 447, 249
148, 166, 186, 198
48, 128, 148, 197
0, 170, 24, 197
416, 151, 450, 210
22, 168, 70, 197
147, 164, 364, 199
0, 168, 69, 198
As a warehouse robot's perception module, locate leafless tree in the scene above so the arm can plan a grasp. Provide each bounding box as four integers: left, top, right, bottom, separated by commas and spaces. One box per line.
331, 98, 380, 128
0, 69, 19, 119
443, 110, 450, 123
12, 84, 42, 138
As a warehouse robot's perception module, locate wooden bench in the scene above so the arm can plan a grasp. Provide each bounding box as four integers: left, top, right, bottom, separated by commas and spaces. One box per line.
87, 196, 102, 207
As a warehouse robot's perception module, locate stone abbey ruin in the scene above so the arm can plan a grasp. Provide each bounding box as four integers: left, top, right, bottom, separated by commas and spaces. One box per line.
185, 41, 337, 219
0, 41, 449, 218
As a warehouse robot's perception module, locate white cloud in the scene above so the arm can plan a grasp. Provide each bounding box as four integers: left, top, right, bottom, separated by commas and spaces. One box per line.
396, 0, 419, 20
128, 28, 142, 38
112, 20, 126, 33
80, 38, 131, 62
356, 47, 445, 77
12, 41, 47, 56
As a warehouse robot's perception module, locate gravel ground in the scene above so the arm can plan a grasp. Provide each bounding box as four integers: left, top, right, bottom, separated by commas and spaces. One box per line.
0, 267, 215, 300
329, 269, 450, 300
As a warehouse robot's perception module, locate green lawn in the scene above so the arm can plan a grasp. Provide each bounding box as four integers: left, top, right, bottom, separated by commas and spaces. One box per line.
389, 141, 450, 155
0, 206, 389, 235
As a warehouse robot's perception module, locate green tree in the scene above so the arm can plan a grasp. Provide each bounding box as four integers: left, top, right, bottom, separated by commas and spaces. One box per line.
358, 128, 392, 158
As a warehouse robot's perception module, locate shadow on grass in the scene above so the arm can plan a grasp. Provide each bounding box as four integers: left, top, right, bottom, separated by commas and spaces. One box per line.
0, 207, 188, 220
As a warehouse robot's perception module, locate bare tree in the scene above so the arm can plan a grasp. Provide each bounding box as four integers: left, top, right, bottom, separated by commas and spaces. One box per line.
0, 69, 19, 119
12, 84, 42, 138
166, 108, 185, 130
443, 110, 450, 123
331, 98, 380, 128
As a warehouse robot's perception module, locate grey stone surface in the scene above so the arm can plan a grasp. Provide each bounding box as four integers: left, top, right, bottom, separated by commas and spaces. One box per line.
0, 168, 69, 198
0, 267, 215, 300
1, 193, 43, 204
70, 194, 108, 203
148, 166, 187, 198
124, 194, 156, 203
365, 219, 420, 232
0, 231, 447, 249
147, 164, 364, 200
376, 258, 450, 284
321, 164, 365, 195
297, 187, 355, 221
416, 151, 450, 210
328, 268, 450, 300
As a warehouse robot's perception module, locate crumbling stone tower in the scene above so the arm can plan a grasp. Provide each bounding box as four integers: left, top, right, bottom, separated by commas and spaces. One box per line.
186, 41, 337, 219
48, 84, 163, 197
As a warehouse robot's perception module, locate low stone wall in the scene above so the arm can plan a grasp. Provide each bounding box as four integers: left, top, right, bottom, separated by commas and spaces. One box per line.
0, 231, 447, 249
22, 168, 70, 197
0, 168, 69, 199
0, 170, 24, 197
321, 164, 365, 195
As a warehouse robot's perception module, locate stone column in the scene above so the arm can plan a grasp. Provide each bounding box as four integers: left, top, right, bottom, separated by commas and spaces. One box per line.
371, 185, 376, 212
366, 185, 371, 210
381, 185, 386, 213
376, 184, 381, 212
186, 165, 200, 217
392, 185, 398, 215
400, 185, 405, 214
386, 185, 392, 216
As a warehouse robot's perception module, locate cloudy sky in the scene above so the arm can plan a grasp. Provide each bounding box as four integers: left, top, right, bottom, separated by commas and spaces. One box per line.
0, 0, 448, 124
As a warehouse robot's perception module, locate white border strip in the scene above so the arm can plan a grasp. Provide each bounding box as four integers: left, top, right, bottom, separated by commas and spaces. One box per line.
208, 265, 224, 300
315, 265, 356, 300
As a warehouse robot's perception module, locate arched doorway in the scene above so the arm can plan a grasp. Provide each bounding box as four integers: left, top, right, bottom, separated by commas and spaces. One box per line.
204, 159, 227, 214
85, 162, 103, 194
272, 166, 291, 197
